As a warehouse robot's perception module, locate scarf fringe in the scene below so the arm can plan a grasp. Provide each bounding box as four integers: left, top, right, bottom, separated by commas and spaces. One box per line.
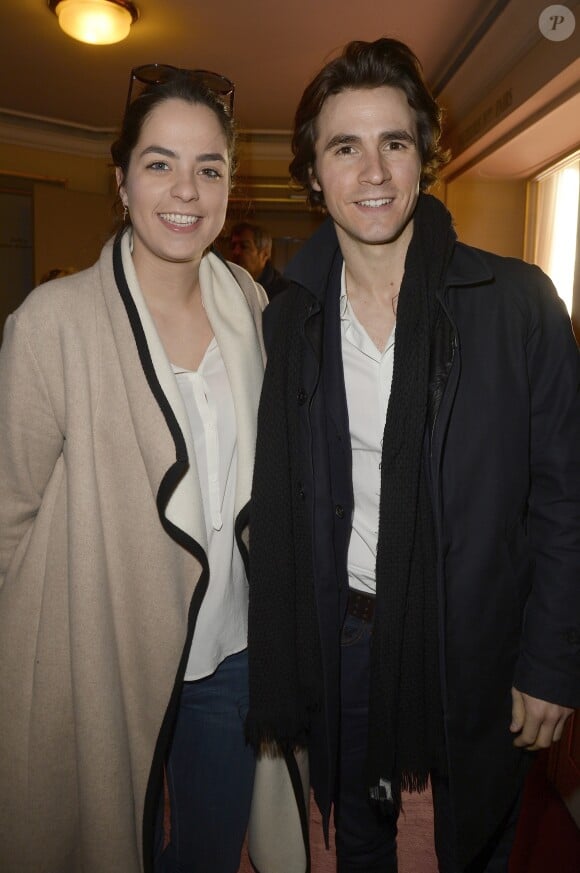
245, 719, 310, 754
399, 770, 431, 794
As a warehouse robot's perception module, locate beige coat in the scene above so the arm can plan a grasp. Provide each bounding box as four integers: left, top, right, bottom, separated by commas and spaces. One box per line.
0, 231, 267, 873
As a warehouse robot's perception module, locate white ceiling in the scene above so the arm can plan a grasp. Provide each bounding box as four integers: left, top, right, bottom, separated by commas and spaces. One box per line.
0, 0, 561, 129
0, 0, 579, 178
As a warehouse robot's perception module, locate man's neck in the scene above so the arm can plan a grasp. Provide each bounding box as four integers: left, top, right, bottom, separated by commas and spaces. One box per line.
337, 221, 413, 352
337, 219, 412, 305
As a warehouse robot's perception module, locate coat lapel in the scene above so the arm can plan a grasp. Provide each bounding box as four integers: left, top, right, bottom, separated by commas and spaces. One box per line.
101, 233, 265, 554
200, 253, 265, 517
105, 232, 208, 552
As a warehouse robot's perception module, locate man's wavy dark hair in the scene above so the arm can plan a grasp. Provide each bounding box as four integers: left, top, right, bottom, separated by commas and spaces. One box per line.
290, 37, 449, 208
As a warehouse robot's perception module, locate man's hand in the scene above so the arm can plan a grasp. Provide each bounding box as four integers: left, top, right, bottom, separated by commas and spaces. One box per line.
510, 687, 574, 750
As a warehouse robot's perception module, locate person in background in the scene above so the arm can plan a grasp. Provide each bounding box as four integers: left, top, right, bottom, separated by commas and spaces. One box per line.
39, 265, 76, 283
246, 37, 579, 873
0, 64, 266, 873
229, 221, 288, 300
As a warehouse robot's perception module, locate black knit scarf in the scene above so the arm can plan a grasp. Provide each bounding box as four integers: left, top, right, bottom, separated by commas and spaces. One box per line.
366, 193, 455, 794
247, 194, 456, 792
246, 284, 324, 749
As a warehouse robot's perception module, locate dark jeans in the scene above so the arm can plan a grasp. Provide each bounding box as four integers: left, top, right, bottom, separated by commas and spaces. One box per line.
336, 612, 398, 872
154, 649, 255, 873
335, 611, 520, 873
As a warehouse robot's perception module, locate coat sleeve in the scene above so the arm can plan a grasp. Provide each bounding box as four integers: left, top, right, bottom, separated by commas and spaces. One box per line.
513, 269, 580, 707
0, 308, 64, 588
262, 290, 288, 352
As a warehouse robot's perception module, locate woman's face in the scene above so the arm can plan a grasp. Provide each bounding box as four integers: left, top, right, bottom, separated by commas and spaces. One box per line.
116, 97, 230, 273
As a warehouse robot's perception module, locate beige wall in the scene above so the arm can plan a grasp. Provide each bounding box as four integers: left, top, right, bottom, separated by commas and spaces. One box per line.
0, 142, 116, 309
34, 183, 117, 283
0, 143, 111, 196
444, 177, 527, 258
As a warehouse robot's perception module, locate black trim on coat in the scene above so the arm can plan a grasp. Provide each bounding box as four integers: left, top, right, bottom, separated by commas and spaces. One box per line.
111, 231, 211, 873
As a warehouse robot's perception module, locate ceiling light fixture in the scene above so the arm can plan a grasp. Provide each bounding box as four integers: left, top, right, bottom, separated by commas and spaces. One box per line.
48, 0, 139, 46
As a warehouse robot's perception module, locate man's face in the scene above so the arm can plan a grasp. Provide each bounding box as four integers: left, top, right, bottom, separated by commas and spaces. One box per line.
229, 228, 268, 279
310, 86, 422, 255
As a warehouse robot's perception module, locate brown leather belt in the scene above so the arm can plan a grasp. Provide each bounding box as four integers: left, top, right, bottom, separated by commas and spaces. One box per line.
347, 588, 376, 623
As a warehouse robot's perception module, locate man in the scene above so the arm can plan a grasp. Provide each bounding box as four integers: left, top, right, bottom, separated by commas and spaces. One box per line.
246, 38, 579, 873
229, 221, 287, 300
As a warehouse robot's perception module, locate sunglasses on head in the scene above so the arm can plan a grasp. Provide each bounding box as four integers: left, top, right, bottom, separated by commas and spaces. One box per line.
125, 63, 235, 115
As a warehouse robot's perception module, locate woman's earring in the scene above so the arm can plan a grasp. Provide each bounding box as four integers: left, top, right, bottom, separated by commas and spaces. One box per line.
123, 203, 128, 222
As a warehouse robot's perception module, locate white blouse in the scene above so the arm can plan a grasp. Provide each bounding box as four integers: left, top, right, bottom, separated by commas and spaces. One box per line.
173, 338, 248, 680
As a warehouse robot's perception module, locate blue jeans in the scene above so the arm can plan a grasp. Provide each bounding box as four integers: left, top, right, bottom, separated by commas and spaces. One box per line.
336, 612, 398, 873
154, 649, 255, 873
335, 611, 520, 873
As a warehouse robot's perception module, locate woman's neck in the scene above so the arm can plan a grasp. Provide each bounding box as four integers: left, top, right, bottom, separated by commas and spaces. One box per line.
132, 245, 204, 312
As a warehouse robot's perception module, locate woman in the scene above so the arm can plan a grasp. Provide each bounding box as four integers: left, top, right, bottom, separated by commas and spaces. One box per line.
0, 66, 266, 873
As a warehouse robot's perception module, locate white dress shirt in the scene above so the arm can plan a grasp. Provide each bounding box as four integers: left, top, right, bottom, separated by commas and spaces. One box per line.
340, 263, 395, 595
173, 338, 248, 680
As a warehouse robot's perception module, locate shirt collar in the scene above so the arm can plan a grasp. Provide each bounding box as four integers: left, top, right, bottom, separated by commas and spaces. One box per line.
339, 261, 349, 319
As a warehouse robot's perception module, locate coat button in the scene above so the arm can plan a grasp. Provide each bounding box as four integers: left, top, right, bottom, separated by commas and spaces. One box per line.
335, 504, 344, 518
297, 389, 307, 405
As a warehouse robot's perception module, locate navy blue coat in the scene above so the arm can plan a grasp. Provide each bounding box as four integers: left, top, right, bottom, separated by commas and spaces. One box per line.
262, 217, 580, 864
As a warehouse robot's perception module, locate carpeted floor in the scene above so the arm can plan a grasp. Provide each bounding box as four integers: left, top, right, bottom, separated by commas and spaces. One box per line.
239, 758, 580, 872
239, 786, 438, 873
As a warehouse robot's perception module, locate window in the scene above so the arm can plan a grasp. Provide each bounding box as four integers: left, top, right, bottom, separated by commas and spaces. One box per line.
526, 151, 580, 317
